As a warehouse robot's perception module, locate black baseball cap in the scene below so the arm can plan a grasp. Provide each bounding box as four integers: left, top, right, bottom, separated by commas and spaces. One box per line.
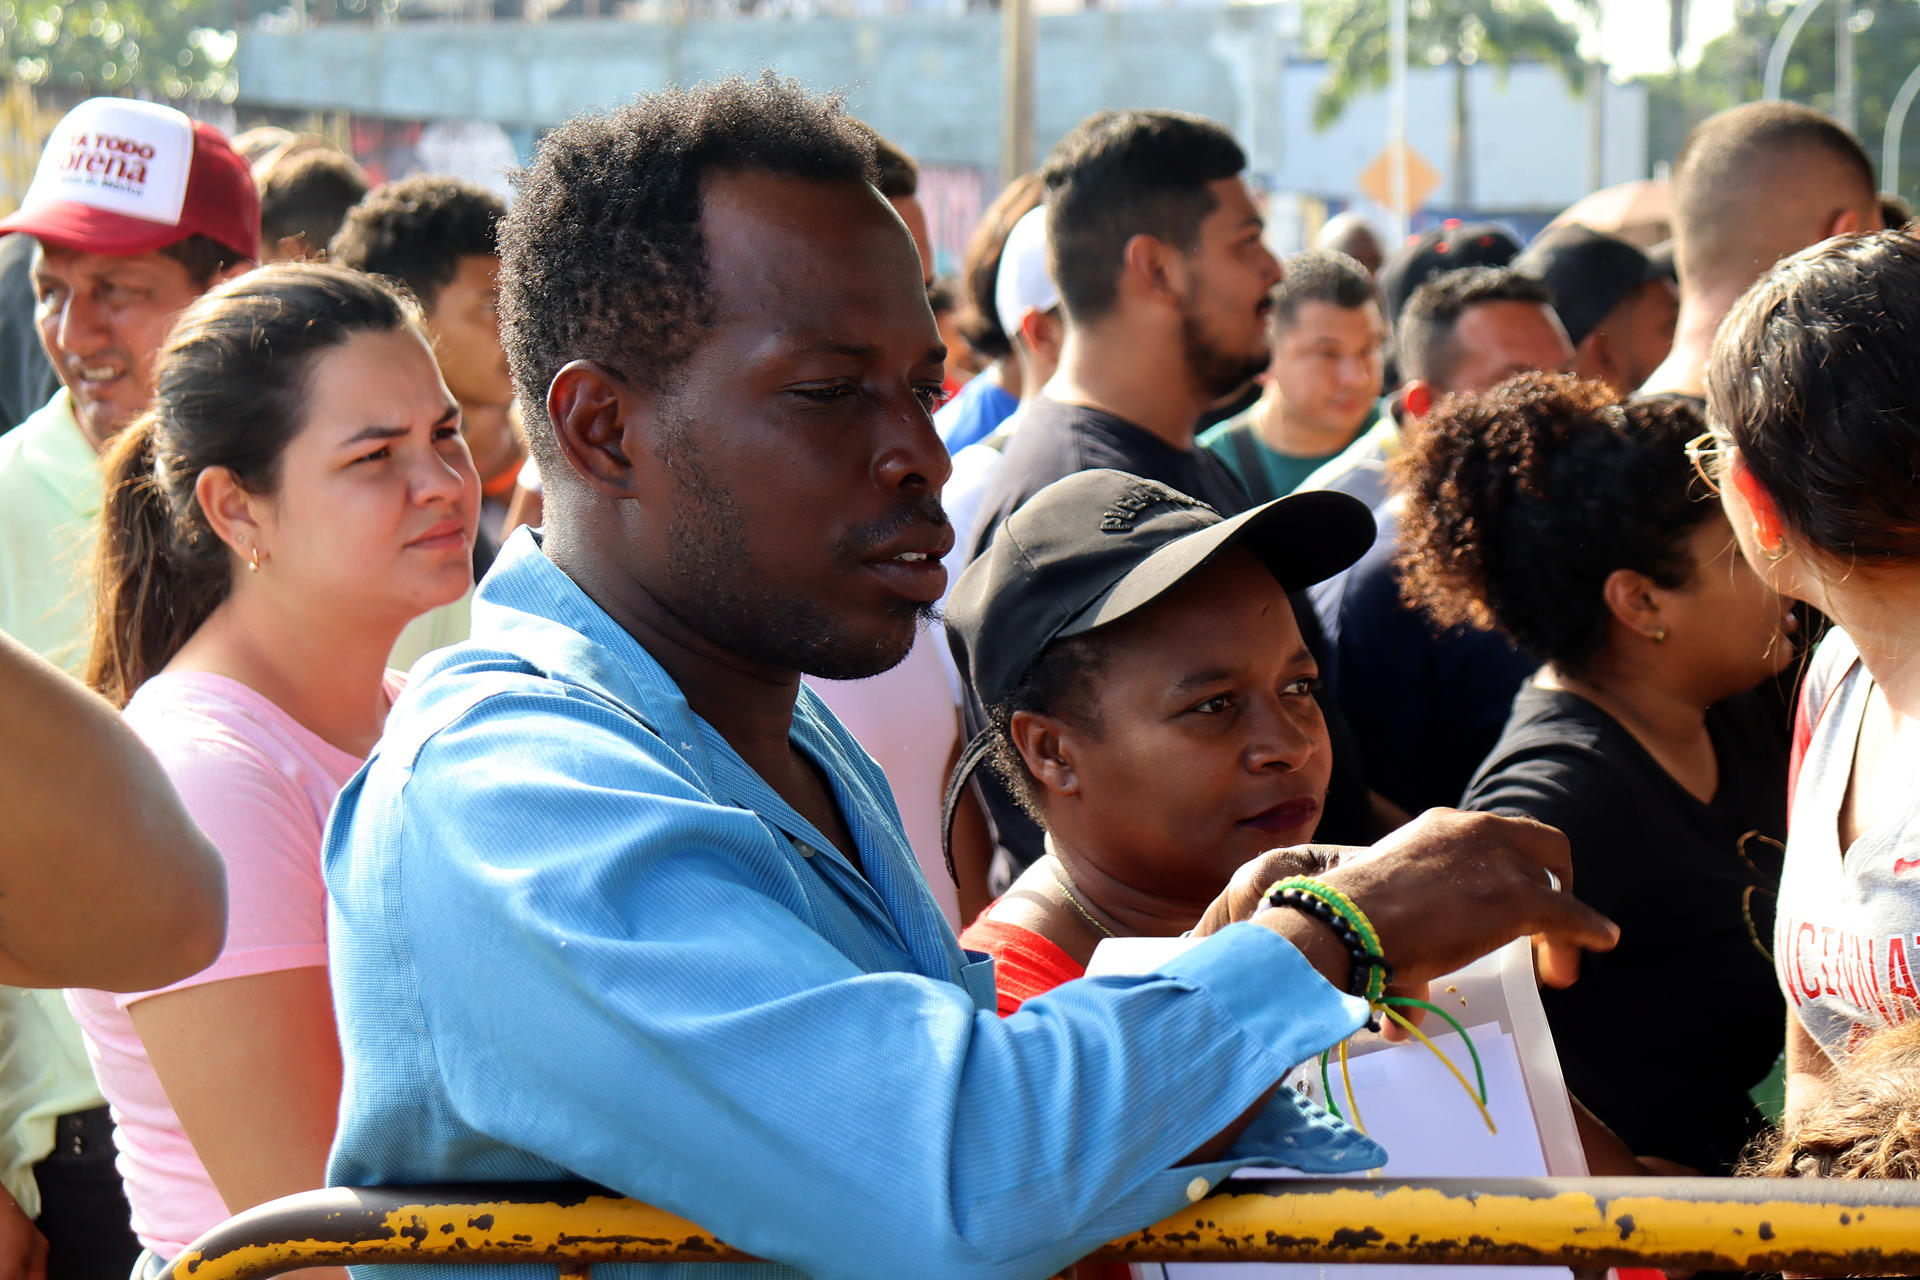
1378, 221, 1521, 324
946, 469, 1375, 711
1513, 223, 1667, 347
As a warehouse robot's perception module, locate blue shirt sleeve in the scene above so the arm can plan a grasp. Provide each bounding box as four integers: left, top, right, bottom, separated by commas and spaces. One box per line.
330, 684, 1377, 1280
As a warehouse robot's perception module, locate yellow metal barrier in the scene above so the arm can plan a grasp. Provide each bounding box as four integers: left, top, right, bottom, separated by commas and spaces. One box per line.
156, 1177, 1920, 1280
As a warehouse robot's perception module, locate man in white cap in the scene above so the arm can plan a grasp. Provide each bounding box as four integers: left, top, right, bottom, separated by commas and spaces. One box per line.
0, 97, 256, 1280
933, 201, 1066, 456
937, 205, 1063, 595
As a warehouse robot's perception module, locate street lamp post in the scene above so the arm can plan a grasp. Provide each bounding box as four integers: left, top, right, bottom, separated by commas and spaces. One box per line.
1885, 62, 1920, 197
1763, 0, 1827, 103
1390, 0, 1408, 241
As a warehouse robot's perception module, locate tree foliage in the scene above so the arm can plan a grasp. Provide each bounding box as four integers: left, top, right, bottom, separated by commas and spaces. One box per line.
1302, 0, 1587, 132
1640, 0, 1920, 202
0, 0, 237, 101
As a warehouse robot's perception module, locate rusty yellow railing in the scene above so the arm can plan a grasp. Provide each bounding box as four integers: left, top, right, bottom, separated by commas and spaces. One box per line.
154, 1177, 1920, 1279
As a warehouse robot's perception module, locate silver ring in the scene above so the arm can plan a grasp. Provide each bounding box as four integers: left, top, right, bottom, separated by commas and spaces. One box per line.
1543, 868, 1561, 893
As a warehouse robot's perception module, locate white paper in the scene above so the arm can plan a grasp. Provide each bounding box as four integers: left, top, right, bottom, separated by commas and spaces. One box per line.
1082, 938, 1578, 1280
1154, 1027, 1565, 1280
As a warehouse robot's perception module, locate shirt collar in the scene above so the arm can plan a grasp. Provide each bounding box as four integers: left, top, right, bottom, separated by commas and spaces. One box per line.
466, 530, 910, 908
18, 391, 101, 518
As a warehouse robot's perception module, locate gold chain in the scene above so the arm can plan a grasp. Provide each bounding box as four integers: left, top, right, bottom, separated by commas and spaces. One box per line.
1047, 857, 1118, 940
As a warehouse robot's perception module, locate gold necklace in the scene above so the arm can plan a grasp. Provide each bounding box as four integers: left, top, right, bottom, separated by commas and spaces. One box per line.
1047, 857, 1118, 940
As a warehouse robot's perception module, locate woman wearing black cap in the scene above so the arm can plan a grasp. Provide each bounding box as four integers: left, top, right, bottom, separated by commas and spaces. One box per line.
947, 471, 1371, 1010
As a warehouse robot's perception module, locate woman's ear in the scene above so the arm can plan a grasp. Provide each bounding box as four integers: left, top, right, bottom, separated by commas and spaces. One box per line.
1009, 709, 1080, 800
193, 465, 263, 564
1600, 566, 1667, 642
1728, 452, 1788, 553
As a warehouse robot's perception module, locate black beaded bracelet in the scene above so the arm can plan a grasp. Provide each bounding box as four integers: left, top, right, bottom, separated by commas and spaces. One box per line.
1262, 886, 1394, 1025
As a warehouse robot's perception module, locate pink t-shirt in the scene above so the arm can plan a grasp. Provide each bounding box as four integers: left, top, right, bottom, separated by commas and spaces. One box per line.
66, 670, 397, 1258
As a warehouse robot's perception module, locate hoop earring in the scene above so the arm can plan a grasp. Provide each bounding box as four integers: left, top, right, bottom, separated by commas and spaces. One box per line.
247, 544, 261, 574
1756, 531, 1789, 563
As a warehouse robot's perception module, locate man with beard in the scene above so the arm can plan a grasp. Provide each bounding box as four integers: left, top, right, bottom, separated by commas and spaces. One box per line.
321, 76, 1615, 1280
966, 109, 1376, 864
970, 109, 1279, 554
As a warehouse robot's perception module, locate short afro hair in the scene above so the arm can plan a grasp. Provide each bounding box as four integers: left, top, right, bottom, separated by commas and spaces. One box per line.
497, 74, 879, 471
1272, 249, 1380, 334
1393, 372, 1711, 676
1397, 266, 1554, 389
1041, 109, 1246, 326
328, 174, 504, 311
847, 119, 918, 198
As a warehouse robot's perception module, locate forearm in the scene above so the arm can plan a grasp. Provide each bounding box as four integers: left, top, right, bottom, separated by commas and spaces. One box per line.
1781, 1011, 1836, 1131
407, 914, 1366, 1280
0, 632, 227, 990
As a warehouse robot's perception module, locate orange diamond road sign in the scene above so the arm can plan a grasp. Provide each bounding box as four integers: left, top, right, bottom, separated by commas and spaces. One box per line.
1358, 140, 1443, 213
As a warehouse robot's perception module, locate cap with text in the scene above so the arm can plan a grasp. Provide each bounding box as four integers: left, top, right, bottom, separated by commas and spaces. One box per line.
0, 98, 259, 262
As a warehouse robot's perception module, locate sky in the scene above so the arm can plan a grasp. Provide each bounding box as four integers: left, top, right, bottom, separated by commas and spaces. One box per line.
1581, 0, 1739, 78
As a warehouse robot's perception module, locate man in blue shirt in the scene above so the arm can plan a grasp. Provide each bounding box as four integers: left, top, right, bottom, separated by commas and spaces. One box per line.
324, 75, 1616, 1280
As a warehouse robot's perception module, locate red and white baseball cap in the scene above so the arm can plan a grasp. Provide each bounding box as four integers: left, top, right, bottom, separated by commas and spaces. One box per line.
0, 97, 259, 262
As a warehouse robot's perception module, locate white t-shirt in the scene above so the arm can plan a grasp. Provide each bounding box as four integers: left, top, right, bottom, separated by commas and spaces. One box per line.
1775, 628, 1920, 1063
934, 437, 1006, 707
67, 670, 397, 1257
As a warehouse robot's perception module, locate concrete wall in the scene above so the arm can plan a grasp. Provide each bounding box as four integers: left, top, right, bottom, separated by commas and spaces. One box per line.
236, 7, 1296, 175
235, 7, 1646, 217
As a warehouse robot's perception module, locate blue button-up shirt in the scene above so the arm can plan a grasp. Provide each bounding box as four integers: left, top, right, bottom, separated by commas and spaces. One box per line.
324, 530, 1382, 1280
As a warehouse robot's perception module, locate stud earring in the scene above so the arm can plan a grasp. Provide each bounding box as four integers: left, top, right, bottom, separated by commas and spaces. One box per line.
1653, 627, 1668, 643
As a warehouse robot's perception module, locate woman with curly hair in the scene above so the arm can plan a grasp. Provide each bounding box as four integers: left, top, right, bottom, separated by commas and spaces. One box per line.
1396, 371, 1798, 1176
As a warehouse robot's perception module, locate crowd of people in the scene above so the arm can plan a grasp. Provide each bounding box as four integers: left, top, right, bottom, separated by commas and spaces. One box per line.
0, 72, 1916, 1280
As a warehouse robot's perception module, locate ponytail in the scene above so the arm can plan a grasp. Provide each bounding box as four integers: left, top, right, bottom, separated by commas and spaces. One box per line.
86, 414, 231, 707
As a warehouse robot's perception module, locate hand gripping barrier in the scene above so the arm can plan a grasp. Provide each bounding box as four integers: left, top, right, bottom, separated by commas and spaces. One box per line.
154, 1177, 1920, 1280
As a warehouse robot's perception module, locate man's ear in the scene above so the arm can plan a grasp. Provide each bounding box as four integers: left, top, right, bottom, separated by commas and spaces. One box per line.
1829, 205, 1864, 239
1121, 232, 1185, 307
1578, 330, 1617, 387
1402, 380, 1434, 421
1009, 709, 1080, 801
1020, 308, 1065, 365
546, 359, 641, 499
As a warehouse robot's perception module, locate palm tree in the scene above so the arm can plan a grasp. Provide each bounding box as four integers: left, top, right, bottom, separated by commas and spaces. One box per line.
1305, 0, 1586, 209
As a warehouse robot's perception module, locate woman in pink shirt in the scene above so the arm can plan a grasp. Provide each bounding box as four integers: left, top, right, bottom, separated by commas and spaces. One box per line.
70, 262, 480, 1269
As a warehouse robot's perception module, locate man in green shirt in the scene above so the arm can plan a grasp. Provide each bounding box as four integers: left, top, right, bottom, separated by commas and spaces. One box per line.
1199, 250, 1386, 503
0, 96, 257, 1280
